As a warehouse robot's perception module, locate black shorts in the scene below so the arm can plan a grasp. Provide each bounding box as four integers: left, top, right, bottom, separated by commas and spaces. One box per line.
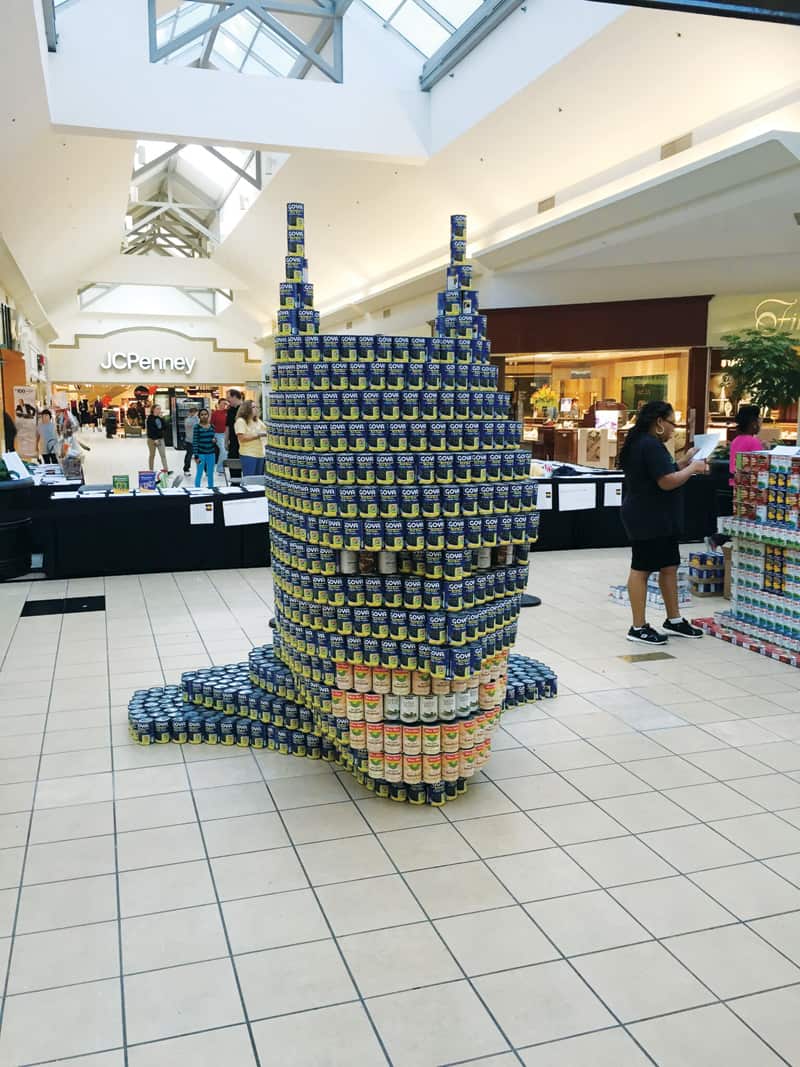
630, 536, 680, 573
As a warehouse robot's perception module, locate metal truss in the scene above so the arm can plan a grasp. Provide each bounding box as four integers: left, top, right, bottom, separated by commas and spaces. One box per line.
148, 1, 353, 82
78, 284, 234, 313
123, 143, 262, 258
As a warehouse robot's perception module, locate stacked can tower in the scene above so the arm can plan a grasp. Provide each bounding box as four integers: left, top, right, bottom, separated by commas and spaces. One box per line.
697, 449, 800, 662
126, 206, 559, 804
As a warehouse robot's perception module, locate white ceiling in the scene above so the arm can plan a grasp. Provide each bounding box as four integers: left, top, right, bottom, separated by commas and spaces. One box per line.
1, 0, 799, 345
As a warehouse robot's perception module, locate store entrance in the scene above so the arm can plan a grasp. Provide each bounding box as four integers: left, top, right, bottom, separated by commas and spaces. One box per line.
50, 383, 231, 447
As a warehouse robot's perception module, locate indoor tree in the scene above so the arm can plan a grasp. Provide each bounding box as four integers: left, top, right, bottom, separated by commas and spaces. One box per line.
721, 328, 800, 425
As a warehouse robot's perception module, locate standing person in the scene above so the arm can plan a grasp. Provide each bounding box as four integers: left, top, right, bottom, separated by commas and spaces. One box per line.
192, 409, 216, 488
183, 406, 199, 475
619, 400, 708, 645
234, 399, 267, 477
37, 409, 59, 463
728, 405, 763, 486
146, 404, 169, 473
225, 389, 243, 461
210, 399, 228, 473
60, 417, 89, 482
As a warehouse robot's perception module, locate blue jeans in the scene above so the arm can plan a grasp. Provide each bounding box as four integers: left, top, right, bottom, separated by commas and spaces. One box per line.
195, 453, 215, 487
214, 432, 226, 472
240, 455, 265, 477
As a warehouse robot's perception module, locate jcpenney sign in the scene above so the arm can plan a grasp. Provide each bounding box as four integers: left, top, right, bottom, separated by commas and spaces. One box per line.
99, 352, 197, 375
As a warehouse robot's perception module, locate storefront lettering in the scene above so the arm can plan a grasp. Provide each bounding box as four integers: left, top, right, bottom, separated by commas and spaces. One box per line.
99, 352, 197, 375
754, 298, 799, 332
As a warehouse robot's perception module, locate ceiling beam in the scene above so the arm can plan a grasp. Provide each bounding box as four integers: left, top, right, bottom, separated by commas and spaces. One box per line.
42, 0, 57, 52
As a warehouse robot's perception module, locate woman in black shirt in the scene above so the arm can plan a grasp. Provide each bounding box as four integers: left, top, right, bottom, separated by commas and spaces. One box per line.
620, 401, 707, 645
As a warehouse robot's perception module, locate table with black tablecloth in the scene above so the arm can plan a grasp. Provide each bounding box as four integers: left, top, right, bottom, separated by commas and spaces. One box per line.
532, 474, 720, 552
45, 489, 269, 578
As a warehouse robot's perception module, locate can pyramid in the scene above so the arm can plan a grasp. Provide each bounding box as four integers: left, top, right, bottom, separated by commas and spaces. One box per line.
127, 205, 557, 806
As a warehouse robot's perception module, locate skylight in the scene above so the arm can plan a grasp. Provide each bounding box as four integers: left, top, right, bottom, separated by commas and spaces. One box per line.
151, 2, 346, 82
123, 141, 286, 258
360, 0, 483, 57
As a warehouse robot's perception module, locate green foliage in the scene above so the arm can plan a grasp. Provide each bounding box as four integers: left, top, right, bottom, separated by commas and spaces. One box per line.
721, 328, 800, 411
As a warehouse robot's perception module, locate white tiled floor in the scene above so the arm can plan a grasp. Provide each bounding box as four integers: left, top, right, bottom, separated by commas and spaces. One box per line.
1, 548, 800, 1064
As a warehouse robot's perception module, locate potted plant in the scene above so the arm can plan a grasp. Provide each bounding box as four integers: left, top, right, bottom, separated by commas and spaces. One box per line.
530, 385, 559, 420
721, 328, 800, 433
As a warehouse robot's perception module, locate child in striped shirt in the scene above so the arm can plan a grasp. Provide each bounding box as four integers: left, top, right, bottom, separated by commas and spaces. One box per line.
192, 409, 217, 487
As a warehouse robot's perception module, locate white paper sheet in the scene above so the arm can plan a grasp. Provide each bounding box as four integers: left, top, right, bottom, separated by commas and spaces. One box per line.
2, 452, 30, 480
558, 482, 596, 512
215, 486, 244, 495
190, 501, 215, 525
535, 484, 553, 511
692, 433, 722, 462
158, 488, 187, 496
222, 496, 268, 527
603, 482, 623, 507
769, 446, 800, 456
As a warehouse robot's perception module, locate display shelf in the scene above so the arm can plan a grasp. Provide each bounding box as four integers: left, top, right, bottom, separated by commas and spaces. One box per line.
702, 450, 800, 664
126, 204, 556, 802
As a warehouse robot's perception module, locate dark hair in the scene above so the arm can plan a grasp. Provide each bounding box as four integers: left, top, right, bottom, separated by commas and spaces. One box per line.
40, 409, 52, 419
735, 404, 760, 434
227, 389, 243, 401
618, 400, 674, 470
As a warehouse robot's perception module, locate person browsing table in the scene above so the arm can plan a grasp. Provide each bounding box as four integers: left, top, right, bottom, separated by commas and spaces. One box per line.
192, 409, 216, 488
234, 399, 267, 477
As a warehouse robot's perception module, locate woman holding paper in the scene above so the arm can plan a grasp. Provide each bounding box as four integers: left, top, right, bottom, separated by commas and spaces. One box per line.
619, 400, 707, 645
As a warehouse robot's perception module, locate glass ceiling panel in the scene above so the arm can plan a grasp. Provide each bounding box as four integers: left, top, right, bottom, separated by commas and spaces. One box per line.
153, 2, 321, 79
390, 3, 449, 55
359, 0, 484, 57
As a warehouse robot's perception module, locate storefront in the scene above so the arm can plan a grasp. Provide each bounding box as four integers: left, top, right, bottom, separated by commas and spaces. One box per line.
485, 295, 711, 465
48, 326, 262, 446
707, 291, 800, 444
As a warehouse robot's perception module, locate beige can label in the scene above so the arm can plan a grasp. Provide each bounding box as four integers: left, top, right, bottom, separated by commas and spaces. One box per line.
364, 693, 384, 722
353, 665, 372, 692
372, 667, 391, 693
349, 721, 366, 749
403, 754, 422, 783
441, 724, 461, 752
422, 753, 443, 783
402, 724, 422, 755
368, 753, 385, 779
383, 723, 403, 753
422, 724, 441, 754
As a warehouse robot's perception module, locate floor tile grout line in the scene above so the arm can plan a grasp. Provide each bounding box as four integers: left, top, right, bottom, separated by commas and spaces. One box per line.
503, 728, 800, 896
0, 603, 67, 1043
103, 574, 130, 1067
494, 718, 800, 985
8, 560, 800, 1061
427, 788, 666, 1064
139, 573, 264, 1067
245, 754, 396, 1066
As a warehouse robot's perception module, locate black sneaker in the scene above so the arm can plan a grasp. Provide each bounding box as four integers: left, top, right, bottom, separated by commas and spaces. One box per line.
627, 624, 668, 645
662, 618, 704, 639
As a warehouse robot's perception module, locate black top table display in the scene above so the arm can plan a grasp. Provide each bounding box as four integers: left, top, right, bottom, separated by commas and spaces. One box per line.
44, 486, 268, 578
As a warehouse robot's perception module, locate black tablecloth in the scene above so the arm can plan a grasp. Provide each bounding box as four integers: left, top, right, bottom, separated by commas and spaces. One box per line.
533, 475, 720, 552
45, 492, 269, 578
